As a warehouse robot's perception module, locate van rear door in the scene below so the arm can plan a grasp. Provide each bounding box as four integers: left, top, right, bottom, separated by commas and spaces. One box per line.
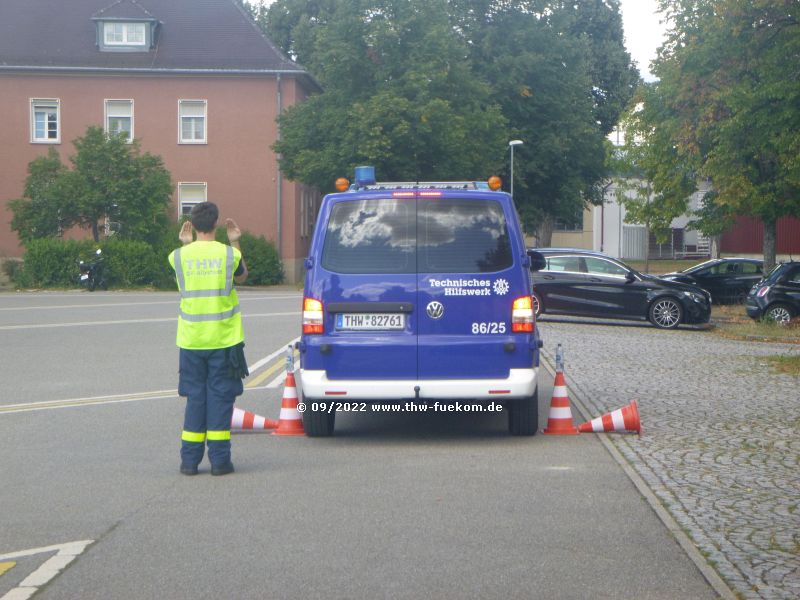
416, 196, 522, 380
315, 196, 417, 380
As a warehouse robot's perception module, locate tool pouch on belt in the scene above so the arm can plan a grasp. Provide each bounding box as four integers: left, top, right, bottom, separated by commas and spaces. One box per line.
227, 342, 249, 379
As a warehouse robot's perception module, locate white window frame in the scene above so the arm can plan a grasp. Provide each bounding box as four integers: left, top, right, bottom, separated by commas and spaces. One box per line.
104, 22, 146, 46
30, 98, 61, 144
104, 99, 134, 142
178, 100, 207, 144
178, 182, 208, 217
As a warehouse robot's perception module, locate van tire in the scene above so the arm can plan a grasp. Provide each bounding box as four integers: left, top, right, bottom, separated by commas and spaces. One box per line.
508, 386, 538, 436
303, 407, 336, 437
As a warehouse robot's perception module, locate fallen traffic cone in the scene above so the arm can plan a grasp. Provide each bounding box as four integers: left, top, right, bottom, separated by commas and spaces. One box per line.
272, 371, 305, 436
542, 370, 579, 435
578, 399, 641, 435
231, 407, 277, 432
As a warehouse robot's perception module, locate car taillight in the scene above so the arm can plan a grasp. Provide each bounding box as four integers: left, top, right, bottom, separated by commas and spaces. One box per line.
757, 286, 771, 298
303, 297, 324, 334
512, 296, 534, 332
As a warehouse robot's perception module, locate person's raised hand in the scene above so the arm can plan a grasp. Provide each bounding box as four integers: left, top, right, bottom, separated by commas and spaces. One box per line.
226, 219, 242, 244
179, 221, 194, 245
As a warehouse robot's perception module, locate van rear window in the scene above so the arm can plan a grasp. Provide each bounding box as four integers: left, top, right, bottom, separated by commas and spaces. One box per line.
321, 197, 512, 274
322, 199, 415, 274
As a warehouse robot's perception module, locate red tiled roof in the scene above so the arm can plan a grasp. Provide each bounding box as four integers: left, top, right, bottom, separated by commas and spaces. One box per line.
0, 0, 308, 74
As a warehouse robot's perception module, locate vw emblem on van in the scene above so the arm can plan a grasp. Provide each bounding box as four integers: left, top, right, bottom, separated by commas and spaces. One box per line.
426, 301, 444, 319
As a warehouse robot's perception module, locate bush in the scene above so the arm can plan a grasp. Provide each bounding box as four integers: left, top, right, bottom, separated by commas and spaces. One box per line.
11, 237, 174, 289
16, 239, 95, 288
2, 258, 24, 285
239, 232, 284, 285
9, 224, 283, 289
214, 227, 283, 286
102, 238, 162, 287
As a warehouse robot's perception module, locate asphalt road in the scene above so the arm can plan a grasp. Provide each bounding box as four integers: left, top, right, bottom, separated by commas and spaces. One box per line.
0, 290, 717, 599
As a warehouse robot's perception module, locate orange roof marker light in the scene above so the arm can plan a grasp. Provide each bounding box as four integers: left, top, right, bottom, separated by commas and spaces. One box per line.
335, 177, 350, 192
488, 176, 502, 191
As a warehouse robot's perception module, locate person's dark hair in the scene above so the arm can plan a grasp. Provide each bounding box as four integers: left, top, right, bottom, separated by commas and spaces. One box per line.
190, 202, 219, 233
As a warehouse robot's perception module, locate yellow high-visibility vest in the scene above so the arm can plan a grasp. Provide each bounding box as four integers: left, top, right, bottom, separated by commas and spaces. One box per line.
168, 241, 244, 349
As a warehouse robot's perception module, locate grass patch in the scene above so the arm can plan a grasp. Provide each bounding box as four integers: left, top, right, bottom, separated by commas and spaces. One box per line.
626, 259, 699, 275
709, 306, 800, 375
761, 355, 800, 376
710, 305, 800, 345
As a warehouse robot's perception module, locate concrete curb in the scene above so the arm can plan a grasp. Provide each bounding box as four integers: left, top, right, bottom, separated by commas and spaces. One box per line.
542, 356, 739, 600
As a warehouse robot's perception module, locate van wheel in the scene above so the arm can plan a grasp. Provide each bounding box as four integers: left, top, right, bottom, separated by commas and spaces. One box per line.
303, 406, 336, 437
508, 387, 538, 436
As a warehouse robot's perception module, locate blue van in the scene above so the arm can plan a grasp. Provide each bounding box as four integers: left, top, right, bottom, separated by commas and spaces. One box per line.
298, 168, 542, 436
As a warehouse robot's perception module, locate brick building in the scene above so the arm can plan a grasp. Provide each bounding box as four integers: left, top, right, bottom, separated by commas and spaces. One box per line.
0, 0, 320, 282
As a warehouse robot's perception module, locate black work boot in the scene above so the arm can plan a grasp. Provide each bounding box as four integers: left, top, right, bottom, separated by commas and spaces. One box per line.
211, 462, 234, 476
180, 464, 199, 476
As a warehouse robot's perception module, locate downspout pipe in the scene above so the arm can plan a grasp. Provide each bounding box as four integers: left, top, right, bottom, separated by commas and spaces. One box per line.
276, 73, 282, 258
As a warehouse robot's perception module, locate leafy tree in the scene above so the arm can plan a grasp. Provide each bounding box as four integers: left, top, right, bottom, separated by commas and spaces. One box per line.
267, 0, 507, 191
259, 0, 636, 240
8, 148, 67, 245
624, 0, 800, 271
686, 190, 736, 258
466, 1, 634, 241
9, 127, 173, 246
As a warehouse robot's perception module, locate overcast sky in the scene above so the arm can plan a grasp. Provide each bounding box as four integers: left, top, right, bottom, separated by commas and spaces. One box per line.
618, 0, 668, 82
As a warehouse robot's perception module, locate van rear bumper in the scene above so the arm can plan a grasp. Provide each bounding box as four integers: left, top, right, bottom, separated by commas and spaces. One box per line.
298, 368, 538, 401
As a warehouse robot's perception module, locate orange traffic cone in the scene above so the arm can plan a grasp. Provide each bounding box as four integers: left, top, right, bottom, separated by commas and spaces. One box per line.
542, 370, 579, 435
272, 371, 305, 436
231, 407, 277, 432
578, 399, 641, 434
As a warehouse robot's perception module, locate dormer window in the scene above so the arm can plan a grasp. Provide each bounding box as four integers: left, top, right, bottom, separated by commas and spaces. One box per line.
93, 0, 159, 53
95, 18, 156, 51
104, 22, 146, 46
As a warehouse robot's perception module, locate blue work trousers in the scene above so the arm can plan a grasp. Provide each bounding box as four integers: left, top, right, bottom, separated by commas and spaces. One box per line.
178, 347, 243, 467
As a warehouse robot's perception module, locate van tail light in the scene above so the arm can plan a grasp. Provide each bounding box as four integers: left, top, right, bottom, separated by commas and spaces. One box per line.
303, 297, 324, 334
511, 296, 534, 333
757, 286, 771, 298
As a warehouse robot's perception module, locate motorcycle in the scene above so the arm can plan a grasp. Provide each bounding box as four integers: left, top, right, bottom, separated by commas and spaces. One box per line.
78, 248, 107, 291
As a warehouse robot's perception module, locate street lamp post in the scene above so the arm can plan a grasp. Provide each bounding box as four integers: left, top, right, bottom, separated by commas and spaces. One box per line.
508, 140, 524, 197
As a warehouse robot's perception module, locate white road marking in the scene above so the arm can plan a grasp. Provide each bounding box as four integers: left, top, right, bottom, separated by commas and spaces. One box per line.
0, 294, 300, 312
246, 337, 300, 373
0, 540, 93, 600
0, 312, 298, 331
0, 340, 299, 414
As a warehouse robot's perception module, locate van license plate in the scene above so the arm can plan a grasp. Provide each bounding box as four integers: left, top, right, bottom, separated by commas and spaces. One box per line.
336, 313, 405, 331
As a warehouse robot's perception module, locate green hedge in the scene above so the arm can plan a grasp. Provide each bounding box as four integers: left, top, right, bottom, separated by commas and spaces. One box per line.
13, 239, 95, 288
213, 227, 284, 286
9, 226, 283, 289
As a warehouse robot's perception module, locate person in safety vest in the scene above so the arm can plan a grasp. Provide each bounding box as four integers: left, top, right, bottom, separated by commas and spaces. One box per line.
168, 202, 249, 476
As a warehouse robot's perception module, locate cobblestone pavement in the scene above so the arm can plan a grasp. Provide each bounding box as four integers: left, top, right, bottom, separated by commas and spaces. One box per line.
537, 317, 800, 600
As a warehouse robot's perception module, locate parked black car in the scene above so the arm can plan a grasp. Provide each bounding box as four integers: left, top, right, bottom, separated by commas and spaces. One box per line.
528, 248, 711, 329
745, 261, 800, 324
660, 258, 763, 304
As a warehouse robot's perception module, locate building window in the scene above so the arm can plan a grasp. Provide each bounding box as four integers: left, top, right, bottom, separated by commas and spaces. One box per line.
555, 212, 583, 232
179, 100, 207, 144
105, 100, 133, 141
31, 99, 60, 143
178, 183, 207, 216
104, 22, 146, 46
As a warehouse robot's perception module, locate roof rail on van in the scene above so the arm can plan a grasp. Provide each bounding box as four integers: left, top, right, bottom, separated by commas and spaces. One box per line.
360, 181, 490, 190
